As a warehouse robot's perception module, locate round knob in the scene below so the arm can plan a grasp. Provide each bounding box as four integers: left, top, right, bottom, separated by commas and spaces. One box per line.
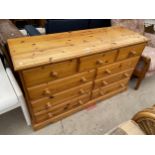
44, 89, 51, 95
46, 102, 52, 109
79, 89, 85, 95
130, 51, 136, 56
102, 81, 108, 86
120, 83, 125, 88
96, 59, 104, 65
124, 73, 129, 78
81, 77, 87, 83
78, 100, 83, 105
50, 71, 58, 77
105, 69, 111, 75
48, 113, 53, 118
64, 105, 68, 110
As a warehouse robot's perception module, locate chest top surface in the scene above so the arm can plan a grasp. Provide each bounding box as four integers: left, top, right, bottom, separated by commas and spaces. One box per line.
8, 26, 148, 71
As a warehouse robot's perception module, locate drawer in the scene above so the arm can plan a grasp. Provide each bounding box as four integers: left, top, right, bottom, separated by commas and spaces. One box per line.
96, 57, 139, 79
33, 94, 91, 123
27, 70, 95, 100
31, 82, 93, 113
117, 43, 146, 61
92, 79, 129, 99
22, 59, 77, 87
79, 50, 117, 72
94, 69, 133, 89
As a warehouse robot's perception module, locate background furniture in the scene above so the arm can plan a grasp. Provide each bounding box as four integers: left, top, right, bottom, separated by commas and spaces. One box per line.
111, 19, 155, 89
45, 19, 111, 34
107, 105, 155, 135
7, 27, 148, 130
0, 20, 24, 69
24, 25, 41, 36
0, 54, 31, 126
11, 19, 46, 29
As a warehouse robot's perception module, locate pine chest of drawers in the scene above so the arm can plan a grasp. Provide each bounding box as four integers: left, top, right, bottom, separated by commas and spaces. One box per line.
8, 26, 148, 130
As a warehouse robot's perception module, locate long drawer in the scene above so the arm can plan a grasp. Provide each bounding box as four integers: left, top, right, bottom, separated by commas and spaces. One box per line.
94, 69, 133, 89
117, 43, 146, 61
22, 59, 77, 87
96, 57, 139, 79
31, 82, 93, 113
79, 50, 118, 72
27, 70, 95, 100
33, 94, 91, 123
92, 79, 129, 99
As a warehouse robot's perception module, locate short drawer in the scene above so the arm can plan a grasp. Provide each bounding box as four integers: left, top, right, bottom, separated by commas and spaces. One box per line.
22, 59, 77, 87
92, 79, 129, 99
33, 94, 91, 123
94, 69, 133, 89
27, 70, 95, 100
31, 82, 93, 113
117, 43, 146, 61
79, 50, 117, 72
96, 57, 139, 79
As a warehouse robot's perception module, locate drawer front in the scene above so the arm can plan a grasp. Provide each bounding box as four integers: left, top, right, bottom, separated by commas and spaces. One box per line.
117, 43, 146, 61
92, 79, 129, 99
22, 59, 77, 87
96, 57, 139, 79
79, 50, 117, 72
31, 82, 93, 113
27, 70, 95, 100
94, 69, 133, 89
33, 94, 91, 123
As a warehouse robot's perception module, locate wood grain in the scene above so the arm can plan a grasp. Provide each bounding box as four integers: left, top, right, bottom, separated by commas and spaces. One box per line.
8, 26, 148, 71
7, 26, 148, 130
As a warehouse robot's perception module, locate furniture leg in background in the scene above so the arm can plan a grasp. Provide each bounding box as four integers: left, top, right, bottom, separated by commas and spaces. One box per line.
133, 56, 151, 90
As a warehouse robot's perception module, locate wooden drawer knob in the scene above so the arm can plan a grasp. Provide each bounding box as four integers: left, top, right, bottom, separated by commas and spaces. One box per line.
130, 51, 137, 56
124, 73, 129, 78
64, 105, 68, 110
78, 100, 83, 105
96, 59, 104, 65
105, 69, 111, 75
46, 102, 52, 108
79, 89, 85, 95
44, 89, 51, 95
48, 112, 53, 118
43, 89, 53, 98
102, 80, 108, 86
81, 77, 87, 83
120, 83, 125, 88
50, 71, 58, 77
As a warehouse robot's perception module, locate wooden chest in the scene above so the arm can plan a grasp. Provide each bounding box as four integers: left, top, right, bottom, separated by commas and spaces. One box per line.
7, 26, 148, 130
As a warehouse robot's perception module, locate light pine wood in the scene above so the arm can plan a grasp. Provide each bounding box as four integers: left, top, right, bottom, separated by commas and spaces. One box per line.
96, 57, 139, 79
8, 26, 148, 71
79, 50, 117, 72
33, 87, 127, 130
27, 70, 95, 100
34, 94, 91, 123
22, 59, 78, 87
33, 94, 91, 114
117, 43, 146, 61
30, 81, 92, 103
7, 27, 148, 130
92, 79, 129, 99
94, 69, 133, 89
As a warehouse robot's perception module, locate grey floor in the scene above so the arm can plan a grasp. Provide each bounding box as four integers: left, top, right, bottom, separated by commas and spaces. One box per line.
0, 76, 155, 135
